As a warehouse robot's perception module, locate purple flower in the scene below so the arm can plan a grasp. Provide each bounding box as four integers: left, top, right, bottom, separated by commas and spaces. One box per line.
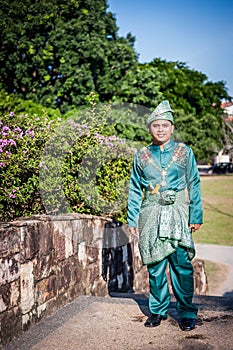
26, 129, 34, 137
9, 111, 14, 116
2, 126, 10, 132
0, 162, 4, 167
9, 193, 15, 198
8, 139, 16, 146
14, 127, 22, 133
0, 139, 8, 147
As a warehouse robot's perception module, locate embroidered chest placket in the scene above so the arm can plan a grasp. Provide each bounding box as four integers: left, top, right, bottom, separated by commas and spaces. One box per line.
141, 145, 187, 192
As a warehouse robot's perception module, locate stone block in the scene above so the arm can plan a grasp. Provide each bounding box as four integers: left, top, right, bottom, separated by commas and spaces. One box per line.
134, 267, 149, 294
0, 295, 7, 313
0, 254, 20, 284
88, 263, 100, 286
87, 246, 99, 264
33, 252, 55, 281
92, 218, 105, 246
20, 261, 34, 314
0, 306, 21, 345
56, 260, 72, 293
0, 283, 10, 312
71, 219, 84, 252
36, 275, 57, 305
38, 221, 54, 256
193, 259, 208, 295
53, 220, 73, 260
10, 280, 20, 307
53, 227, 66, 261
20, 225, 39, 262
0, 225, 20, 258
77, 241, 87, 267
81, 218, 94, 245
69, 256, 82, 286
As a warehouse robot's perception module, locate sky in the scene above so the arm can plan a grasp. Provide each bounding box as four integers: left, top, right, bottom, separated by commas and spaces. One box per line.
108, 0, 233, 98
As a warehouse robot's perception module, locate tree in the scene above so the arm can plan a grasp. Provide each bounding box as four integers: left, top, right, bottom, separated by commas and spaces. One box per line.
0, 1, 231, 162
143, 59, 231, 161
149, 59, 230, 113
0, 0, 137, 112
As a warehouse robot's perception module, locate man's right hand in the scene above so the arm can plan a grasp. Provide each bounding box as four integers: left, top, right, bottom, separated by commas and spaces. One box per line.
128, 227, 139, 237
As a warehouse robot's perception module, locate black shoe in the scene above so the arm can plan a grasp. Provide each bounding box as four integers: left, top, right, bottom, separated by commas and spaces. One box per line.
179, 318, 196, 331
144, 314, 167, 327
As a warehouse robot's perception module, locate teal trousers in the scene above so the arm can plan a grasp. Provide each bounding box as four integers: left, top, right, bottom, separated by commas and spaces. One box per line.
147, 245, 198, 318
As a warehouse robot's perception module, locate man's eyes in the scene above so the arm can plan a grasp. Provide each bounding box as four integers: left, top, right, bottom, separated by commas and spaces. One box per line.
152, 124, 169, 128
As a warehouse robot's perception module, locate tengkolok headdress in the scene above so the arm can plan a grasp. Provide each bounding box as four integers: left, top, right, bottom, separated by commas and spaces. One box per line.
147, 100, 174, 126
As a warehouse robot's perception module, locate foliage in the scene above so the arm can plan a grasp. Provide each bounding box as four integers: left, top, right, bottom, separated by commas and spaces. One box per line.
149, 59, 231, 113
0, 88, 62, 120
0, 97, 135, 222
0, 110, 61, 220
112, 64, 163, 107
0, 0, 232, 221
0, 0, 137, 113
0, 0, 232, 163
173, 109, 224, 162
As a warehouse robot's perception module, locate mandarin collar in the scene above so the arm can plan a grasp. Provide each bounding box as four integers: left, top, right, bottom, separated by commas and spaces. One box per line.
151, 140, 175, 152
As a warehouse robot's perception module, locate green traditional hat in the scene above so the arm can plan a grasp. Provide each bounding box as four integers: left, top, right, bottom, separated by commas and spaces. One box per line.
147, 100, 174, 126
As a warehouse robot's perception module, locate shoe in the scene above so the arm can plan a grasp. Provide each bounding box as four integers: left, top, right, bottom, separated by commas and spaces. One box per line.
144, 314, 167, 327
179, 318, 196, 331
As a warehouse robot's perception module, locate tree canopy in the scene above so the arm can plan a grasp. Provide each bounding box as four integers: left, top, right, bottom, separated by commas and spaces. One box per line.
0, 0, 232, 162
0, 0, 137, 112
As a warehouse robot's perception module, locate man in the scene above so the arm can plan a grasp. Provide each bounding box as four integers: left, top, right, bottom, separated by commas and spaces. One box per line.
127, 100, 203, 331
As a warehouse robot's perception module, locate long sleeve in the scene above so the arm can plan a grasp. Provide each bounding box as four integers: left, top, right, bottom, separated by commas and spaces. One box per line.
127, 153, 143, 227
186, 148, 203, 224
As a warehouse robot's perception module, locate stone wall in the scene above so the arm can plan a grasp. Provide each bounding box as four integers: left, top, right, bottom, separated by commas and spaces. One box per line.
0, 214, 207, 345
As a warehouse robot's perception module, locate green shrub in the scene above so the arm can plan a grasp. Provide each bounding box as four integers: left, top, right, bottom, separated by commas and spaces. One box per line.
0, 88, 62, 120
0, 100, 136, 222
0, 110, 62, 220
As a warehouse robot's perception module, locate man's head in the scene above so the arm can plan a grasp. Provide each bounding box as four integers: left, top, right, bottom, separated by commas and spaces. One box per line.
146, 100, 174, 127
147, 100, 174, 146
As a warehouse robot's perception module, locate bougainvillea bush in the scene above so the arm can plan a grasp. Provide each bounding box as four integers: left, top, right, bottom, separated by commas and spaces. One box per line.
0, 111, 62, 221
0, 102, 136, 222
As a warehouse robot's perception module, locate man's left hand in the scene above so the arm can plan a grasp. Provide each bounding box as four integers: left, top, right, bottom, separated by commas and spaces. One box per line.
189, 224, 201, 232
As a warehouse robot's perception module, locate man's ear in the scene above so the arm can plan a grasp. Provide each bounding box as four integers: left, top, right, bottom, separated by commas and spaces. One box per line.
171, 125, 174, 134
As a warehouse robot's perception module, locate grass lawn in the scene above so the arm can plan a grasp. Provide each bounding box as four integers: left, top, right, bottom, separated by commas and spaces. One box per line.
193, 174, 233, 246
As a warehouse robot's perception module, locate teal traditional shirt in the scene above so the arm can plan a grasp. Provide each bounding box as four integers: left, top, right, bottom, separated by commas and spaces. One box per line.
127, 140, 203, 265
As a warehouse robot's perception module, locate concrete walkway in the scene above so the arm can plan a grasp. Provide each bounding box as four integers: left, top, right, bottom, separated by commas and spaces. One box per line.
2, 244, 233, 350
195, 244, 233, 297
2, 294, 233, 350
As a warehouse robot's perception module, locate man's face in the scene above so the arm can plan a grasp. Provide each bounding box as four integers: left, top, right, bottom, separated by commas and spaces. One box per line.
148, 119, 174, 145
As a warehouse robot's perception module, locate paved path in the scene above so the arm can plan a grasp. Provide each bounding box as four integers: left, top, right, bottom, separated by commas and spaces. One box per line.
2, 244, 233, 350
2, 294, 233, 350
195, 243, 233, 297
